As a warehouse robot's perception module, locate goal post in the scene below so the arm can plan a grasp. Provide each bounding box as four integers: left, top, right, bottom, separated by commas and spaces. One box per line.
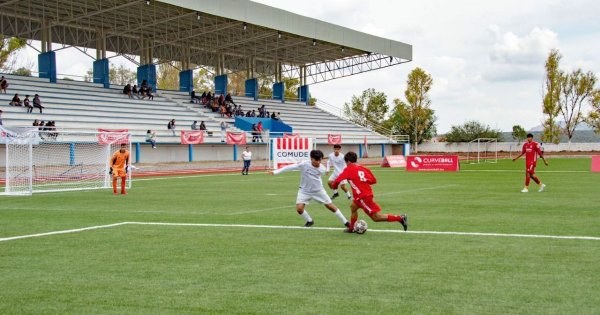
2, 127, 131, 195
467, 138, 498, 164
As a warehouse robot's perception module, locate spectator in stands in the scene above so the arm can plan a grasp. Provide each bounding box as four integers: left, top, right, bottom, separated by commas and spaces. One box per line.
140, 80, 149, 99
0, 76, 8, 93
251, 110, 257, 117
191, 120, 199, 130
123, 84, 133, 99
0, 109, 3, 125
257, 121, 264, 143
32, 119, 39, 127
190, 90, 199, 103
276, 112, 281, 120
132, 84, 139, 98
218, 94, 225, 107
205, 91, 212, 104
168, 119, 176, 136
145, 130, 157, 149
200, 91, 207, 104
38, 120, 45, 130
199, 121, 211, 137
225, 93, 237, 106
9, 93, 22, 106
271, 112, 277, 119
211, 98, 219, 112
32, 94, 44, 113
258, 105, 266, 118
251, 124, 259, 142
146, 86, 155, 101
220, 121, 227, 142
23, 95, 32, 112
220, 103, 227, 118
47, 121, 58, 140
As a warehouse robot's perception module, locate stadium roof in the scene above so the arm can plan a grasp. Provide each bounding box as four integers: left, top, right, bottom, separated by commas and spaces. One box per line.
0, 0, 412, 84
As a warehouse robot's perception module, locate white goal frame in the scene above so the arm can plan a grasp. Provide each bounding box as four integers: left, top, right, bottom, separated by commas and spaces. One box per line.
2, 128, 131, 196
467, 138, 498, 164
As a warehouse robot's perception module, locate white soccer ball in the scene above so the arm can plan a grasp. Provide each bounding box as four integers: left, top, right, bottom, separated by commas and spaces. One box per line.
353, 219, 368, 234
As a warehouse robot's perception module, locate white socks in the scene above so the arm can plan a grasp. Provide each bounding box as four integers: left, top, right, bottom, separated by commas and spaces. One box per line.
300, 210, 313, 222
333, 209, 348, 224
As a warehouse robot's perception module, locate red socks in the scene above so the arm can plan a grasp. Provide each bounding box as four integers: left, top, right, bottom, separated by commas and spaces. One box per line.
387, 214, 403, 222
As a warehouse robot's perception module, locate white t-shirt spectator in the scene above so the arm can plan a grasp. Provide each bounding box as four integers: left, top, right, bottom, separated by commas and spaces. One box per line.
242, 150, 252, 161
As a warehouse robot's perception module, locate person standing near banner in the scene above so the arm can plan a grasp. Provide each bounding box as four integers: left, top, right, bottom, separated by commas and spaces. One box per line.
220, 121, 227, 143
241, 146, 252, 175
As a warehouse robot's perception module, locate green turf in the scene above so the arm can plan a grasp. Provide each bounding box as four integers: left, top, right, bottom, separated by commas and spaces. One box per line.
1, 158, 599, 314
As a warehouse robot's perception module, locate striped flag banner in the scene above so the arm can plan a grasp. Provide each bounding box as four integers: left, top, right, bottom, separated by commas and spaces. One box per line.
272, 137, 312, 169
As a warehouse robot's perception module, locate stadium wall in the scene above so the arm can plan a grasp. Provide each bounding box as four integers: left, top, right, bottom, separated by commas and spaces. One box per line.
0, 143, 384, 167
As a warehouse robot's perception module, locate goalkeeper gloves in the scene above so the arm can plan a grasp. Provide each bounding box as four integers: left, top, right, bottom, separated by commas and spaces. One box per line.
109, 167, 113, 175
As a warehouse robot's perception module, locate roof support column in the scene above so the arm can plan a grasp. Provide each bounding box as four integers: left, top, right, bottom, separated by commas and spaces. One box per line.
94, 30, 110, 88
179, 46, 193, 92
245, 57, 257, 100
38, 20, 56, 83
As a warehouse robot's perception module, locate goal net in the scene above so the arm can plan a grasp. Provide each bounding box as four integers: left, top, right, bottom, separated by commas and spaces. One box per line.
2, 127, 131, 195
467, 138, 498, 164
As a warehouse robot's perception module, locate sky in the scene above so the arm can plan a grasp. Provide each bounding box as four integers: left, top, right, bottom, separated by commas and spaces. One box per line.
14, 0, 600, 133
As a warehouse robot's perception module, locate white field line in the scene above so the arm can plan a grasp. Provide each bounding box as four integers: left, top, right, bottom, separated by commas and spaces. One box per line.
0, 222, 128, 242
2, 221, 600, 243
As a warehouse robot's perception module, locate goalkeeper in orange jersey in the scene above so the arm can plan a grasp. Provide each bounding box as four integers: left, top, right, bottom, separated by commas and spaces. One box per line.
110, 143, 130, 195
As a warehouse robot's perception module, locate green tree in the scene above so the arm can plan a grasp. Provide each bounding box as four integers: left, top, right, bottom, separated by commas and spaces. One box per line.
444, 120, 501, 143
156, 61, 179, 90
0, 36, 26, 71
512, 125, 527, 144
12, 67, 32, 77
84, 69, 94, 82
542, 49, 562, 144
343, 88, 388, 128
110, 64, 137, 86
193, 67, 213, 92
587, 89, 600, 134
384, 67, 436, 151
558, 69, 597, 143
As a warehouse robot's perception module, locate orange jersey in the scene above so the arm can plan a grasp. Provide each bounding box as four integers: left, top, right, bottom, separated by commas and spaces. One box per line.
111, 150, 130, 170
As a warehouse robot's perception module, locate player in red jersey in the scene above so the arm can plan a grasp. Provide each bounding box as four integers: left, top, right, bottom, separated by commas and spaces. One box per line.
329, 151, 408, 233
512, 133, 548, 192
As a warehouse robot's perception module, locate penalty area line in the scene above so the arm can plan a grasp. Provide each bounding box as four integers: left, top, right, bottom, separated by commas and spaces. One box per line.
2, 222, 599, 243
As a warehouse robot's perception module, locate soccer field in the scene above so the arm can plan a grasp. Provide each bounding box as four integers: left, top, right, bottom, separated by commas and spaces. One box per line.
1, 158, 599, 314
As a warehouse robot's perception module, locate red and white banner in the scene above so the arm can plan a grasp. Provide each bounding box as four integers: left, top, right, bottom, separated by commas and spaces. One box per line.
406, 155, 459, 172
381, 155, 407, 168
97, 128, 129, 144
592, 156, 600, 172
283, 133, 300, 139
226, 131, 247, 145
180, 131, 204, 144
328, 134, 342, 145
272, 137, 313, 169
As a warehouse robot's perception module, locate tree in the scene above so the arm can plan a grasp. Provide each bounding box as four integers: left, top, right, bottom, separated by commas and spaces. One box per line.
343, 88, 388, 129
383, 99, 436, 148
0, 36, 26, 72
444, 121, 501, 143
541, 49, 562, 144
12, 67, 32, 77
512, 125, 527, 144
558, 69, 597, 144
194, 67, 213, 92
84, 69, 93, 82
587, 89, 600, 134
156, 61, 179, 90
110, 64, 137, 86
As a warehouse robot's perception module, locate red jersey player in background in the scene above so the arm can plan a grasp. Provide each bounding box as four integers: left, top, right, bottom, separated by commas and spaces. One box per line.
110, 143, 130, 195
329, 151, 408, 233
512, 133, 548, 192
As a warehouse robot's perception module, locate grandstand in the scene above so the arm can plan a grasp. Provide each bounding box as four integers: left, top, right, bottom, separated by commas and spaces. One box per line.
0, 0, 413, 165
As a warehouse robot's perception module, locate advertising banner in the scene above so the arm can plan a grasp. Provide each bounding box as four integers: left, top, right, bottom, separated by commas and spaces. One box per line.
406, 155, 459, 172
272, 137, 313, 169
381, 155, 407, 168
327, 134, 342, 145
98, 128, 129, 144
226, 132, 247, 145
180, 131, 205, 144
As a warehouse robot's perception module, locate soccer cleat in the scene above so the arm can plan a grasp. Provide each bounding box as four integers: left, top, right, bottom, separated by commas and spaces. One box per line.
343, 228, 355, 233
400, 214, 408, 231
347, 195, 352, 200
331, 192, 339, 199
521, 188, 529, 193
304, 221, 314, 227
538, 184, 546, 192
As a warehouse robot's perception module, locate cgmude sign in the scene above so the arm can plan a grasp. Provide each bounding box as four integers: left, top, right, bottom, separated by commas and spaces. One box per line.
272, 137, 313, 169
406, 155, 459, 172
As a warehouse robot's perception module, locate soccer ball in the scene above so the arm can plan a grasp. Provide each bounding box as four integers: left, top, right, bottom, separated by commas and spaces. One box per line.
353, 220, 368, 234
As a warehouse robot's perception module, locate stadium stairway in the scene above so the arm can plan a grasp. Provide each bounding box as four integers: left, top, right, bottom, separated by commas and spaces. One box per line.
0, 74, 241, 143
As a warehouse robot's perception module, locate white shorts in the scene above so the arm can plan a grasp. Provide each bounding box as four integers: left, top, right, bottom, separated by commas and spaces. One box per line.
296, 189, 332, 205
328, 173, 347, 185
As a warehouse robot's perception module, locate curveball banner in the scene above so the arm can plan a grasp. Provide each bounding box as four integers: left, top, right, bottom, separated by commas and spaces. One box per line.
406, 155, 459, 172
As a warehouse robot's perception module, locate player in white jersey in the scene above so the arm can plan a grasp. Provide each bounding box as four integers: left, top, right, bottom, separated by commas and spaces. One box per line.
326, 144, 352, 200
269, 150, 350, 228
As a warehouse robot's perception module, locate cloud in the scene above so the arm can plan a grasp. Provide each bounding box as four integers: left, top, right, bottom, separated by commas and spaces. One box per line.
483, 26, 559, 82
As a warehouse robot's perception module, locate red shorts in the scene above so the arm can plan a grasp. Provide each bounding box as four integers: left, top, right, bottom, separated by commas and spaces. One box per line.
355, 196, 382, 216
526, 162, 537, 175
